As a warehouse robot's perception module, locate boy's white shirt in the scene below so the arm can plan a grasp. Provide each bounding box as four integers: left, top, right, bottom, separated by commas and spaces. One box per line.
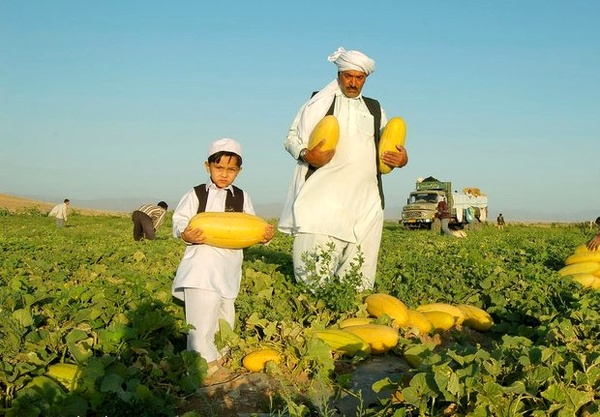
171, 181, 255, 300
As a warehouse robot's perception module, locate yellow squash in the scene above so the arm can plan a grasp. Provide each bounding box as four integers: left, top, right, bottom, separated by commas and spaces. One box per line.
456, 304, 494, 331
574, 244, 592, 254
308, 115, 340, 151
378, 117, 407, 174
188, 212, 269, 249
565, 252, 600, 265
416, 303, 465, 325
46, 363, 80, 391
365, 293, 409, 327
571, 273, 600, 290
421, 311, 455, 332
242, 349, 281, 372
338, 317, 375, 329
343, 324, 399, 354
406, 310, 434, 334
313, 329, 371, 356
558, 261, 600, 277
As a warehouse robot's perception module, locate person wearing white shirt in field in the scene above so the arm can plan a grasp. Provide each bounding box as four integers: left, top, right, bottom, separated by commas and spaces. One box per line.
171, 138, 275, 384
48, 199, 70, 228
278, 47, 409, 292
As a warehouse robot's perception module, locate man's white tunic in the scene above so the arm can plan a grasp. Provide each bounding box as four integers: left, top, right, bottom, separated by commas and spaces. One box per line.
278, 80, 388, 243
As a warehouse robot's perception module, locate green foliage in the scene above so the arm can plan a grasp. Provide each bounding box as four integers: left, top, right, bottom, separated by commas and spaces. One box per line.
299, 242, 364, 313
0, 214, 599, 416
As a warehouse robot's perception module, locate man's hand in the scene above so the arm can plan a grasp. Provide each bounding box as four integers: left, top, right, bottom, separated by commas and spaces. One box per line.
381, 145, 409, 170
303, 140, 335, 168
181, 225, 206, 244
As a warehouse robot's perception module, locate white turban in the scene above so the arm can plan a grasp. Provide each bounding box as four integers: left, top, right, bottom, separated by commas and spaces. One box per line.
327, 47, 375, 75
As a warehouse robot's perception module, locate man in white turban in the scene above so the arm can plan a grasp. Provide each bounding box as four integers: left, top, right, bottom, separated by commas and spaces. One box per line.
278, 47, 409, 292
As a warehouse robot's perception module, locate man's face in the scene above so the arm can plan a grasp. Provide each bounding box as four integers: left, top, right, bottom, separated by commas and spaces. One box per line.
337, 70, 367, 98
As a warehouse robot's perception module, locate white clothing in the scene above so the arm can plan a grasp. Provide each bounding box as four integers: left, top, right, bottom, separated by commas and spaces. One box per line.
292, 207, 383, 291
328, 47, 376, 75
278, 80, 387, 289
279, 83, 388, 243
184, 288, 234, 363
48, 203, 68, 221
172, 182, 255, 300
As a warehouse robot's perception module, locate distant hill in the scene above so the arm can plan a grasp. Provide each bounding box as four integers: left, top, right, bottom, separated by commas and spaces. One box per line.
0, 194, 125, 216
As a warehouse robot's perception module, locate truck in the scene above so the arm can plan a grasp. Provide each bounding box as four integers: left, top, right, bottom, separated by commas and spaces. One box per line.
401, 176, 488, 230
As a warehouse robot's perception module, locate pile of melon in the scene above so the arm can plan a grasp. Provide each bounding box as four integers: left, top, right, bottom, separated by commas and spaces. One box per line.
558, 244, 600, 290
242, 293, 494, 372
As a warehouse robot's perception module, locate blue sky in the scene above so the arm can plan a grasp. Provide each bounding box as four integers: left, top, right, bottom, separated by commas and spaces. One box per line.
1, 1, 599, 221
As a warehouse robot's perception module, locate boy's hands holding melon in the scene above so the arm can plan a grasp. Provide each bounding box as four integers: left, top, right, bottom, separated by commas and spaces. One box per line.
262, 224, 275, 244
182, 225, 206, 244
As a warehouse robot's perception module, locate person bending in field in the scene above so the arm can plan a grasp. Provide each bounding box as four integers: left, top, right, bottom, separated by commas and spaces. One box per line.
171, 138, 275, 385
131, 201, 168, 241
48, 198, 70, 228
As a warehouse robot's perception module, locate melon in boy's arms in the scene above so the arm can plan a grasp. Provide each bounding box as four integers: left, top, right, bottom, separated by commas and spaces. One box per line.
187, 212, 272, 249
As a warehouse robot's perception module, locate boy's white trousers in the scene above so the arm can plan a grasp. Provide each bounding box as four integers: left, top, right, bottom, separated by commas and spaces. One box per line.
184, 288, 235, 363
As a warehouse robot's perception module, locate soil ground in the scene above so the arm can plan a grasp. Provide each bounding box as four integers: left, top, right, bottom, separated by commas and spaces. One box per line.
176, 355, 412, 417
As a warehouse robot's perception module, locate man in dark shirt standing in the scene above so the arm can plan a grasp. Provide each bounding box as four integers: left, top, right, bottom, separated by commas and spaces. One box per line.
132, 201, 168, 241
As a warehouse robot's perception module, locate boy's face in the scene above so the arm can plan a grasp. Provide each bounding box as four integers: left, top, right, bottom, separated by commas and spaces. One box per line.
205, 155, 241, 189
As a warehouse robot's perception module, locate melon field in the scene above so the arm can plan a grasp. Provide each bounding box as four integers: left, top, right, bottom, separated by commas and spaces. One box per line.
1, 207, 599, 417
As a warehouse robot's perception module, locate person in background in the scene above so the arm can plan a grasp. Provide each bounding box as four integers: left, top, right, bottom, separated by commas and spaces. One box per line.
278, 47, 409, 292
435, 196, 454, 236
497, 213, 506, 230
171, 138, 275, 384
131, 201, 169, 241
48, 198, 70, 228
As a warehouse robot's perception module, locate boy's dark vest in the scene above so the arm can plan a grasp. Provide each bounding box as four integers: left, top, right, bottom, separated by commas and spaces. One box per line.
193, 184, 244, 213
306, 94, 385, 208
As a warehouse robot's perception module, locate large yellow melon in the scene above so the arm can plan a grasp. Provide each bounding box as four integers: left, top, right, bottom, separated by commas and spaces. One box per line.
188, 212, 269, 249
308, 115, 339, 151
365, 293, 409, 327
242, 349, 281, 372
378, 117, 407, 174
343, 324, 399, 354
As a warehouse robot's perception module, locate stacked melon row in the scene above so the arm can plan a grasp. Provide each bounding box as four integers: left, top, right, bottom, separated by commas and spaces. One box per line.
242, 293, 494, 372
558, 244, 600, 290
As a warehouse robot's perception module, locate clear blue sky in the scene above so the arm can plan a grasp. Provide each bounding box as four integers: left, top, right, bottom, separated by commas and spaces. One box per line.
2, 1, 599, 221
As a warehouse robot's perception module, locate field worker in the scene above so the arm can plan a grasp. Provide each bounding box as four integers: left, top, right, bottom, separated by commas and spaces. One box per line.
435, 195, 454, 236
131, 201, 169, 241
497, 213, 506, 230
171, 138, 275, 384
278, 47, 409, 292
48, 198, 70, 228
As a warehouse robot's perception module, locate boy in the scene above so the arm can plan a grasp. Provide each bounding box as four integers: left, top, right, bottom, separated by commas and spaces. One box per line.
171, 138, 274, 383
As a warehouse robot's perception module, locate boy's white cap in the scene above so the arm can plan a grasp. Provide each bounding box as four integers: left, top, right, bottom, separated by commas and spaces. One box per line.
208, 138, 242, 158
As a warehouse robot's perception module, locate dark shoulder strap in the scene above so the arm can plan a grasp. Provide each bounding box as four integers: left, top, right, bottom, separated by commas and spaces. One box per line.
363, 96, 385, 209
194, 184, 209, 213
226, 185, 245, 212
194, 184, 245, 213
363, 97, 381, 143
